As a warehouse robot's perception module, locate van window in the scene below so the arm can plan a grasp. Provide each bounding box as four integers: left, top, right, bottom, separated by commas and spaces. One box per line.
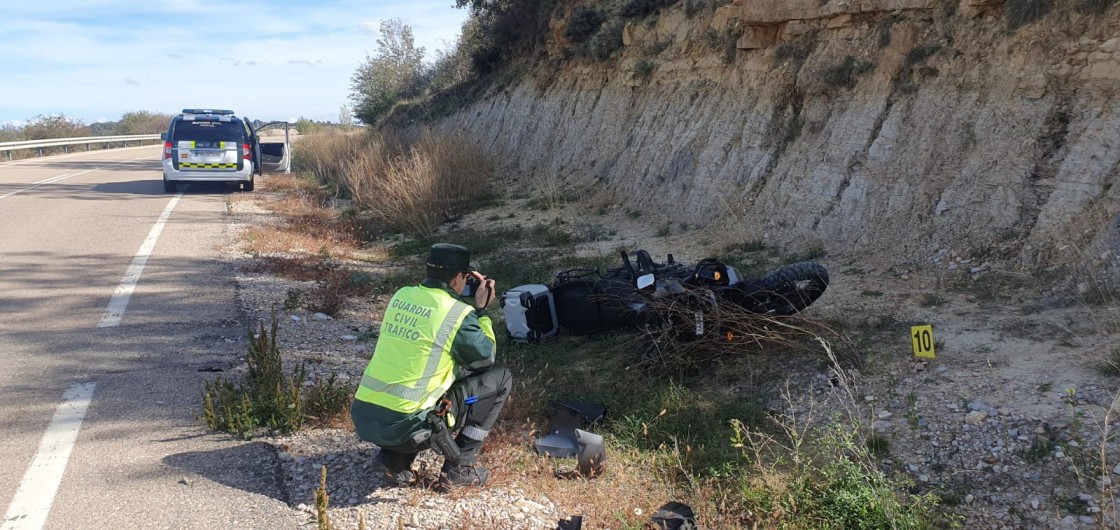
173, 120, 244, 142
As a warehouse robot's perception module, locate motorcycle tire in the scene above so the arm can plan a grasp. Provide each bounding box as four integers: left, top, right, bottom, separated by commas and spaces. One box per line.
719, 262, 829, 316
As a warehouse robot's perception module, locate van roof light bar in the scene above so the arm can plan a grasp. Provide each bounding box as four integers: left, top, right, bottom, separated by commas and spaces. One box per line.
181, 109, 235, 115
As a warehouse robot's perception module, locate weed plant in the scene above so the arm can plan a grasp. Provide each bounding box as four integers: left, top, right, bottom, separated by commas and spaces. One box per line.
202, 317, 354, 438
729, 342, 940, 528
315, 466, 332, 530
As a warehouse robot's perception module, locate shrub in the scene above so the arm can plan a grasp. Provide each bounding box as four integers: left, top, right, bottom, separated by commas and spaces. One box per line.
304, 373, 354, 428
877, 16, 899, 49
620, 0, 674, 18
587, 18, 625, 60
202, 317, 308, 438
1077, 0, 1116, 14
903, 45, 942, 69
565, 7, 605, 43
201, 317, 355, 438
820, 56, 875, 90
303, 128, 493, 238
774, 30, 819, 69
1005, 0, 1052, 30
633, 59, 656, 80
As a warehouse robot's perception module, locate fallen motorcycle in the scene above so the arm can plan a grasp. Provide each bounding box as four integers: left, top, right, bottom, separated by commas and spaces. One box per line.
501, 250, 829, 344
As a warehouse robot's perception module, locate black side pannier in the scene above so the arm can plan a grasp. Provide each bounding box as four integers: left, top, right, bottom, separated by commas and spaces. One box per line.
551, 269, 608, 336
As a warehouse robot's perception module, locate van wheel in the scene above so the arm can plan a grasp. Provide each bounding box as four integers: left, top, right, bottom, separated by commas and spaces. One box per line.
163, 177, 176, 193
243, 178, 254, 192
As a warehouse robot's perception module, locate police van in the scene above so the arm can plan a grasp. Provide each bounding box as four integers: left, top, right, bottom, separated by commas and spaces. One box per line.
161, 109, 262, 193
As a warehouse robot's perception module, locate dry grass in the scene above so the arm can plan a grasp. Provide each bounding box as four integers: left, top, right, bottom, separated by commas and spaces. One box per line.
243, 178, 367, 260
296, 128, 494, 237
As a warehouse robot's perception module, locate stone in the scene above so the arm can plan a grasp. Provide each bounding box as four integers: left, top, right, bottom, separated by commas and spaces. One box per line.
711, 4, 739, 30
313, 312, 332, 320
827, 14, 852, 29
736, 25, 779, 50
1102, 38, 1120, 53
965, 411, 988, 425
622, 22, 637, 47
1087, 61, 1120, 80
781, 19, 815, 41
960, 0, 1004, 18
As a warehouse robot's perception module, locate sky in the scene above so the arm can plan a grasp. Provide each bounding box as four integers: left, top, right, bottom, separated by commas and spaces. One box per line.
0, 1, 470, 125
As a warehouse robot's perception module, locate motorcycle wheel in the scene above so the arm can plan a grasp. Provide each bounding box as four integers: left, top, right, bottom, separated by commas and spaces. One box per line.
748, 262, 829, 316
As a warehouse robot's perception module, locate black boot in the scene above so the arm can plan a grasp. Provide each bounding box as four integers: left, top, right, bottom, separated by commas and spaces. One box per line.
374, 449, 416, 486
440, 455, 489, 486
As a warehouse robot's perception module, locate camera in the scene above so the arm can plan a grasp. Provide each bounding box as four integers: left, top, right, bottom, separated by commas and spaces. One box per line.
462, 275, 481, 297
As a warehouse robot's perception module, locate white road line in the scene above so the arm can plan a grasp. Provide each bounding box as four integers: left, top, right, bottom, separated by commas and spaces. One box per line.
0, 156, 157, 201
98, 192, 183, 328
1, 382, 96, 530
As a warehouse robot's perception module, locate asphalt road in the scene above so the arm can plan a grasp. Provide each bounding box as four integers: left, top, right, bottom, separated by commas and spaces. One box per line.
0, 147, 299, 529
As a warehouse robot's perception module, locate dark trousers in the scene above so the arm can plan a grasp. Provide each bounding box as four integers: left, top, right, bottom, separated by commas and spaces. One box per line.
381, 364, 512, 467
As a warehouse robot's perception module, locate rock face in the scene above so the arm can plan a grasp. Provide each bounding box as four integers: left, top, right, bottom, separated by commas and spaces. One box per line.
438, 3, 1120, 269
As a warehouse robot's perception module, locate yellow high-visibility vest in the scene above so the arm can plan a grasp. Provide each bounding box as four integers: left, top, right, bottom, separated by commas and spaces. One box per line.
354, 285, 473, 414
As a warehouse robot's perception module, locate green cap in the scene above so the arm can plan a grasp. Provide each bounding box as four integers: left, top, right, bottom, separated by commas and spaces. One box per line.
426, 243, 474, 271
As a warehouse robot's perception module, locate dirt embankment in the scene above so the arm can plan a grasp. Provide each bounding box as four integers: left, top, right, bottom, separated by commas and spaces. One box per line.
438, 0, 1120, 278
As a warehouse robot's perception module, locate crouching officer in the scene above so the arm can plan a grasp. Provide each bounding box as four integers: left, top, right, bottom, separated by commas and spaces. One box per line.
350, 243, 512, 487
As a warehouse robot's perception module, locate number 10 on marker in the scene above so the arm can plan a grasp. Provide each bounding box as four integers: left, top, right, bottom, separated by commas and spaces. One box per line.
912, 325, 935, 359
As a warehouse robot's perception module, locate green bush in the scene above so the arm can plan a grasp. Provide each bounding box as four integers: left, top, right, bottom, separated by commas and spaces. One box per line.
202, 318, 307, 438
565, 7, 605, 43
1005, 0, 1052, 30
201, 318, 354, 437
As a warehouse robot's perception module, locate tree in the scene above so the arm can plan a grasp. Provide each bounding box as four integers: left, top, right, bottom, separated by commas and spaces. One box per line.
116, 111, 172, 135
338, 104, 352, 127
452, 0, 554, 74
22, 114, 88, 140
350, 19, 426, 124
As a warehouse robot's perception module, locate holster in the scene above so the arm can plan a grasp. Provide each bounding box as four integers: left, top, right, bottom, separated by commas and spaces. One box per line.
423, 410, 462, 464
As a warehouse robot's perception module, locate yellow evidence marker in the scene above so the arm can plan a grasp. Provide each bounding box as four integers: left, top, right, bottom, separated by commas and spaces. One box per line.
911, 324, 936, 359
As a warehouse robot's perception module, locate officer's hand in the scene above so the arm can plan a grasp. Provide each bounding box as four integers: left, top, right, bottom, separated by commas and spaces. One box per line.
472, 272, 496, 309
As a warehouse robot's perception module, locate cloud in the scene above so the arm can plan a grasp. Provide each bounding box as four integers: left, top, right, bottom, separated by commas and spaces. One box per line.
359, 20, 380, 35
0, 2, 470, 123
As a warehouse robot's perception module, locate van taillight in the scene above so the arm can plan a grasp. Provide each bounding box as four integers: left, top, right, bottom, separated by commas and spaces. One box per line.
163, 142, 172, 160
242, 144, 251, 161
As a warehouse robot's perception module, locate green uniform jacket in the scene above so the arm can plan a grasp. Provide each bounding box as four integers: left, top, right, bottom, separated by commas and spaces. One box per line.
351, 278, 495, 449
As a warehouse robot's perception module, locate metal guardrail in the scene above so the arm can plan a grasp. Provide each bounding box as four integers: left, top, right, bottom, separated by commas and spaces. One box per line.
0, 134, 162, 161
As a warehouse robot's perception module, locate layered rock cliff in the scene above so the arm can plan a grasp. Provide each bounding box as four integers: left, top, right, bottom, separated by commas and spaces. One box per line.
440, 0, 1120, 272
